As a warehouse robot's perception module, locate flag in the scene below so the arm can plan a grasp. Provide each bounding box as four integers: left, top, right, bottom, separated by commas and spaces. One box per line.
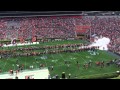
32, 36, 37, 42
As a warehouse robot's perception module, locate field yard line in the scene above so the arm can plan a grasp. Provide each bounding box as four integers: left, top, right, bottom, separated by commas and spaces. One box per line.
59, 53, 79, 66
70, 55, 76, 63
103, 51, 115, 61
68, 53, 76, 63
44, 56, 48, 67
59, 53, 65, 61
25, 58, 26, 70
107, 51, 120, 58
100, 51, 110, 60
58, 53, 68, 66
51, 54, 55, 60
3, 60, 7, 71
49, 54, 61, 66
84, 51, 94, 61
72, 56, 76, 63
74, 52, 86, 62
80, 71, 116, 77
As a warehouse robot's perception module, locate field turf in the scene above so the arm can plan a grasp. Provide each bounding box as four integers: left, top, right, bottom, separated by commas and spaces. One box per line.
0, 40, 120, 79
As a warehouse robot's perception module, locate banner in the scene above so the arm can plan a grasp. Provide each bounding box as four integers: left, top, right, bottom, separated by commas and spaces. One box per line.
75, 25, 91, 33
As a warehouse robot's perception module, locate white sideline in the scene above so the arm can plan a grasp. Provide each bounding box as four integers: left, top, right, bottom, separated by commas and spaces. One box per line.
2, 42, 39, 47
0, 68, 49, 79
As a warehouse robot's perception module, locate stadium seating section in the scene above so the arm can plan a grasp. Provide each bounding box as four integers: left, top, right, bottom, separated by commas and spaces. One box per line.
0, 16, 120, 55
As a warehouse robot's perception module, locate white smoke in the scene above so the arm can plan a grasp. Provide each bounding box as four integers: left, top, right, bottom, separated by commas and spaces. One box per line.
89, 37, 110, 51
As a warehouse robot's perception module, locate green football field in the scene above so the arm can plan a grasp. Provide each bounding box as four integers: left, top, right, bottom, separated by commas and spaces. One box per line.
0, 40, 120, 79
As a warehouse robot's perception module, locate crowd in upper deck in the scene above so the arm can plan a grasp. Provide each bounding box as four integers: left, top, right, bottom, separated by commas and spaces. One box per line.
0, 16, 120, 54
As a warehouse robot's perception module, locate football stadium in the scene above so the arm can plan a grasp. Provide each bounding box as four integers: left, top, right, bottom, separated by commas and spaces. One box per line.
0, 11, 120, 79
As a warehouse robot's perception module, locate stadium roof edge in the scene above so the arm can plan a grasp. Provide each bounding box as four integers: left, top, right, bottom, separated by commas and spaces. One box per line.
0, 11, 83, 17
0, 11, 120, 17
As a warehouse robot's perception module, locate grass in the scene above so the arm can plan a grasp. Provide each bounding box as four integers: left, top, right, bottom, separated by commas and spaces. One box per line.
111, 76, 120, 79
0, 40, 120, 79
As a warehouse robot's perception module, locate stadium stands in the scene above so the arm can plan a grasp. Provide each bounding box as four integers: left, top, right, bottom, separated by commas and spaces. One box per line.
0, 15, 120, 55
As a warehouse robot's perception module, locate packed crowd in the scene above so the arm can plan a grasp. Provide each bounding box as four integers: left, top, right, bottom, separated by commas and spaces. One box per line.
0, 16, 78, 40
63, 16, 120, 54
0, 16, 120, 54
84, 16, 120, 55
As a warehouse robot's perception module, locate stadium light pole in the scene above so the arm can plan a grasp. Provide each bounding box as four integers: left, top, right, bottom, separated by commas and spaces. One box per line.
94, 27, 95, 35
90, 28, 91, 42
75, 30, 77, 38
73, 18, 77, 38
